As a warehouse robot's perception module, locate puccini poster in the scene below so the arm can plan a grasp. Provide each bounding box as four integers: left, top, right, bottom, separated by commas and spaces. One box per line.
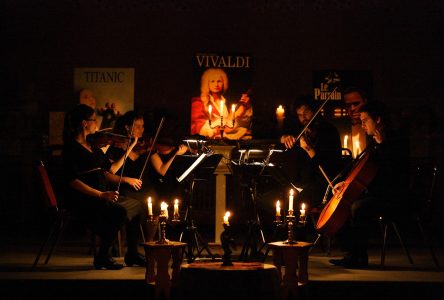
190, 53, 253, 140
74, 67, 135, 130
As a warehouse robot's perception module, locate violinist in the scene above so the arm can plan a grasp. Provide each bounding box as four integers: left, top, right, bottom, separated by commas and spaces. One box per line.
62, 104, 146, 270
147, 135, 188, 201
106, 111, 156, 203
280, 96, 342, 207
329, 101, 409, 268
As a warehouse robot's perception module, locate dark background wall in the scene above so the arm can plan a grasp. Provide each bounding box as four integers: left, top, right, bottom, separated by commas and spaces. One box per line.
2, 0, 443, 235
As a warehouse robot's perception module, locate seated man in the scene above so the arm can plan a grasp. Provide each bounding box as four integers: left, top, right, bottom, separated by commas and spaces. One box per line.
329, 101, 409, 268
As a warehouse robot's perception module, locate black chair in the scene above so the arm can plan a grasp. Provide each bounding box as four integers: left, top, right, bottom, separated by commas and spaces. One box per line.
379, 160, 440, 268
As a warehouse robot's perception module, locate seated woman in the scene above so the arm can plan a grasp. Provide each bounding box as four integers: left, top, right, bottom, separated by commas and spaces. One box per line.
148, 136, 188, 202
62, 104, 146, 270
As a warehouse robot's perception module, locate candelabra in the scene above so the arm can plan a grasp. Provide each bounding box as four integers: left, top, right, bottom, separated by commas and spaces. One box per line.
284, 210, 297, 244
151, 210, 181, 244
209, 114, 235, 140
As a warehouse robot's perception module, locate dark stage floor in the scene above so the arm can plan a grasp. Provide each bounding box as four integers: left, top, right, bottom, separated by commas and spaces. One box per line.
1, 227, 443, 300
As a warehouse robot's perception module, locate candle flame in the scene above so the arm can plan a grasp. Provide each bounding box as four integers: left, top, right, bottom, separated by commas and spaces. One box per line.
301, 203, 306, 210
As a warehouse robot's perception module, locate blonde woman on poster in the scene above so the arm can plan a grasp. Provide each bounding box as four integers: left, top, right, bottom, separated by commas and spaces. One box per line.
190, 68, 252, 140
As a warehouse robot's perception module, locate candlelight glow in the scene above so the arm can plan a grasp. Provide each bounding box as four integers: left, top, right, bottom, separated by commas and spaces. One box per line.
147, 197, 153, 216
223, 211, 231, 225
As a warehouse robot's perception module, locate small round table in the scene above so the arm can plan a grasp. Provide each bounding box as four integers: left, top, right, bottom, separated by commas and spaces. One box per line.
142, 241, 186, 300
268, 241, 313, 299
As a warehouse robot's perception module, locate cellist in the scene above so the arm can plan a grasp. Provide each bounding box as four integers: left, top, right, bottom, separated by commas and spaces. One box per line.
329, 101, 409, 268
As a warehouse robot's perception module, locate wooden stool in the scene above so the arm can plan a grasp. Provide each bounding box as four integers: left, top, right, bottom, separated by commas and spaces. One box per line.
268, 241, 313, 299
142, 241, 186, 300
176, 262, 281, 300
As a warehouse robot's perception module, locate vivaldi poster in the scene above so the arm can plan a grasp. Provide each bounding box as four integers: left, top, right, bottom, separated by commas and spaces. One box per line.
190, 53, 253, 140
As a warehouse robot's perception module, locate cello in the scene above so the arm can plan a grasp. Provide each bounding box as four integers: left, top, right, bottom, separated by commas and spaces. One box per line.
315, 148, 378, 236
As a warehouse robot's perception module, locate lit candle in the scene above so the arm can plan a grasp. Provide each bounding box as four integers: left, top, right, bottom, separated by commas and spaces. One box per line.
231, 104, 236, 119
174, 199, 179, 216
220, 100, 224, 115
354, 141, 360, 158
276, 200, 281, 217
343, 135, 349, 149
300, 203, 306, 217
276, 105, 285, 120
289, 189, 294, 211
208, 104, 212, 118
147, 197, 153, 216
223, 211, 231, 226
160, 201, 168, 219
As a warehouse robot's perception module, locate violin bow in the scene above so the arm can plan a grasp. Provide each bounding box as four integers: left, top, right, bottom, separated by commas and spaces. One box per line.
116, 120, 136, 193
293, 86, 338, 144
138, 116, 165, 180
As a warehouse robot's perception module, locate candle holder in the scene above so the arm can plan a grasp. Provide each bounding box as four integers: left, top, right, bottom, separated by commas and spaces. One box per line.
284, 210, 296, 245
209, 115, 235, 140
171, 212, 181, 225
274, 214, 283, 225
156, 215, 169, 244
298, 213, 307, 225
220, 223, 234, 266
147, 214, 154, 222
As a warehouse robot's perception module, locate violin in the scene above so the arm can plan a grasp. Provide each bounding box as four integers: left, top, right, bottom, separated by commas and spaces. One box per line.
87, 131, 129, 148
132, 134, 153, 155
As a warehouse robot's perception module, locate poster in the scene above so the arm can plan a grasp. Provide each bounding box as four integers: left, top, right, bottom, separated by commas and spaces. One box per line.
313, 70, 372, 157
74, 68, 135, 130
190, 53, 253, 140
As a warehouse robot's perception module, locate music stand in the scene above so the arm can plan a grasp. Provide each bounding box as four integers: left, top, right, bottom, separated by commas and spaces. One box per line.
175, 152, 222, 263
231, 146, 280, 262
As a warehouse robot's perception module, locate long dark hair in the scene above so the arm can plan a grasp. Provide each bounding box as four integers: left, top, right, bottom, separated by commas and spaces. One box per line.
113, 110, 144, 136
63, 104, 95, 144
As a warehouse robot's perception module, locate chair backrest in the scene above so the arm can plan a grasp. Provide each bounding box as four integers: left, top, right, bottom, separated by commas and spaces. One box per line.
36, 161, 58, 209
409, 161, 439, 221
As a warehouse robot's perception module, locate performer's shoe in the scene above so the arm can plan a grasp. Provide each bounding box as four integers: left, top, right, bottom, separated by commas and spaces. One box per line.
329, 254, 368, 269
124, 252, 147, 267
93, 256, 124, 270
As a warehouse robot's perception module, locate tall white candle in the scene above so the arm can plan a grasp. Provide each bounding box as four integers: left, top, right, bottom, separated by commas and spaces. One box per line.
147, 197, 153, 216
276, 200, 281, 217
231, 104, 236, 119
220, 100, 224, 115
208, 105, 212, 118
289, 189, 294, 211
174, 199, 179, 216
343, 135, 349, 149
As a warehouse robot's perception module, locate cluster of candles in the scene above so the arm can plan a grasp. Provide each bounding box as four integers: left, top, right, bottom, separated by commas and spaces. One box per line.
275, 189, 306, 222
343, 134, 362, 158
147, 196, 180, 220
208, 100, 236, 126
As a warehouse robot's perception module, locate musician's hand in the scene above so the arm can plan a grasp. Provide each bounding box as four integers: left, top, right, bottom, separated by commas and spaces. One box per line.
100, 191, 120, 202
123, 177, 142, 191
176, 144, 188, 156
373, 129, 383, 144
300, 136, 315, 158
281, 135, 296, 149
333, 182, 344, 194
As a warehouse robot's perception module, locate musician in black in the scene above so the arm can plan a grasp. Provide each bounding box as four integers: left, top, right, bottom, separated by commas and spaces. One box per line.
280, 96, 342, 208
63, 104, 146, 270
329, 101, 409, 268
